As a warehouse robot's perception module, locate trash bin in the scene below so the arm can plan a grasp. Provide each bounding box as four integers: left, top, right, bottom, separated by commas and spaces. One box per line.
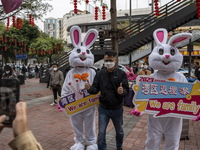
180, 119, 189, 140
18, 75, 25, 85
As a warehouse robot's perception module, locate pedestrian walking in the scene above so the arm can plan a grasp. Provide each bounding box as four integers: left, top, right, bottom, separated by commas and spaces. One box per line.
48, 64, 64, 106
85, 50, 129, 150
27, 64, 32, 78
2, 65, 17, 79
22, 65, 27, 79
35, 64, 39, 79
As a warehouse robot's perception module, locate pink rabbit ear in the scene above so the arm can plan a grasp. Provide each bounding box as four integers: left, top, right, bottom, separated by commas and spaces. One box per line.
168, 33, 192, 47
153, 28, 168, 45
82, 29, 98, 48
70, 26, 81, 48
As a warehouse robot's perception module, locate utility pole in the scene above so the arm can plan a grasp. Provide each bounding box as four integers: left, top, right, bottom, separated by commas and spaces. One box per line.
110, 0, 119, 58
129, 0, 132, 67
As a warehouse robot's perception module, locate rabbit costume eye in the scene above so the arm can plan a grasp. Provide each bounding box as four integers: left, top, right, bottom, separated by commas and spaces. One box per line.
77, 49, 81, 53
158, 46, 164, 55
69, 26, 98, 67
149, 28, 192, 72
170, 48, 176, 56
86, 50, 90, 54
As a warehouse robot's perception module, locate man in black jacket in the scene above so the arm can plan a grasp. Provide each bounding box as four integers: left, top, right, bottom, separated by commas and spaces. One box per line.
85, 50, 129, 150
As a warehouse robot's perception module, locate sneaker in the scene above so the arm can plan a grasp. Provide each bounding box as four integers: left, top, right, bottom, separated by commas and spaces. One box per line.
50, 102, 56, 106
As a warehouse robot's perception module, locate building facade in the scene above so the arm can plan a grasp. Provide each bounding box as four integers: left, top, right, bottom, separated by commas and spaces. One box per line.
44, 17, 57, 38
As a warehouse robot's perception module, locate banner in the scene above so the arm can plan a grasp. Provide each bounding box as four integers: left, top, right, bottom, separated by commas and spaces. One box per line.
58, 89, 100, 116
132, 75, 200, 119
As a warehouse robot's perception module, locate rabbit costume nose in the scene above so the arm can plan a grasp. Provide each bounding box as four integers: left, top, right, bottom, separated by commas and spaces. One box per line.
165, 55, 170, 58
82, 52, 86, 55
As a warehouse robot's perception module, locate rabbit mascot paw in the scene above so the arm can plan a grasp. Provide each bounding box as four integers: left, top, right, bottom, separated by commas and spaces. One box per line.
61, 26, 98, 150
144, 28, 192, 150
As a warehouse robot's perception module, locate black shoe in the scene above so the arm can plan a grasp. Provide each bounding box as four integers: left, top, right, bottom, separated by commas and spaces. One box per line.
117, 148, 122, 150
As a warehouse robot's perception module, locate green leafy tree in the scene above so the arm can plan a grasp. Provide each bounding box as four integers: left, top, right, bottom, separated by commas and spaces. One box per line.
0, 19, 40, 63
29, 33, 64, 63
0, 0, 53, 20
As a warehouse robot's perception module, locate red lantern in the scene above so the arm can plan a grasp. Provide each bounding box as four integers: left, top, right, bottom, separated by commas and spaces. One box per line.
154, 0, 160, 16
6, 17, 9, 31
74, 0, 78, 14
31, 17, 34, 26
29, 14, 32, 25
85, 0, 89, 4
24, 45, 26, 51
3, 46, 7, 51
196, 0, 200, 19
12, 16, 16, 27
16, 18, 22, 29
95, 7, 98, 20
102, 5, 106, 20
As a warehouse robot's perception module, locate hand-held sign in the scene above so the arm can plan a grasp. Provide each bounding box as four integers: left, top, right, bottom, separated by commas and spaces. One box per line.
117, 82, 123, 95
85, 80, 91, 90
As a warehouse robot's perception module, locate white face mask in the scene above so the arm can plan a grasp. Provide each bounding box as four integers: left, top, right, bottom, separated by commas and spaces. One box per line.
104, 61, 115, 69
143, 65, 148, 69
53, 68, 58, 71
6, 71, 10, 74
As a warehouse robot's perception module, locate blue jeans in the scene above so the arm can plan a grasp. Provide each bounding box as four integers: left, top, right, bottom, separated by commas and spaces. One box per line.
98, 106, 124, 150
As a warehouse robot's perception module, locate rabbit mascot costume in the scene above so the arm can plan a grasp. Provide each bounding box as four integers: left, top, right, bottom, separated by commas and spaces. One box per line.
61, 26, 98, 150
131, 28, 192, 150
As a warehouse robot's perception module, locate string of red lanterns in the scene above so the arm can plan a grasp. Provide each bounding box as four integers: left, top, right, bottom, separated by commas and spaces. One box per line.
154, 0, 160, 16
6, 17, 9, 31
12, 16, 16, 27
196, 0, 200, 19
74, 0, 78, 14
95, 6, 98, 20
102, 5, 106, 20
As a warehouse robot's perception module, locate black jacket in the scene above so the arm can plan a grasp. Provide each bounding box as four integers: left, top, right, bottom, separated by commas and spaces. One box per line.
88, 68, 129, 109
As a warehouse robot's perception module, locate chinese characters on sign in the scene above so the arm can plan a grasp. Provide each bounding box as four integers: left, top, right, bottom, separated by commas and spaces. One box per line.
59, 89, 100, 116
133, 75, 200, 119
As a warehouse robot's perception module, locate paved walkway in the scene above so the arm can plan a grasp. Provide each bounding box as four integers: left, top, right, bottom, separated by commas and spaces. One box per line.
0, 78, 200, 150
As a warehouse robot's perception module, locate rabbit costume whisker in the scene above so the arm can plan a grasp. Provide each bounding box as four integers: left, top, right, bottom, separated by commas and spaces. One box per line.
61, 26, 98, 150
145, 28, 192, 150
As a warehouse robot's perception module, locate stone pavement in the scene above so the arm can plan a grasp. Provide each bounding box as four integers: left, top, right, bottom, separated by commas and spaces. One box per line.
1, 78, 200, 150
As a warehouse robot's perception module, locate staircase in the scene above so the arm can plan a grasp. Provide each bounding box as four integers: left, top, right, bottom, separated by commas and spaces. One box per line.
92, 0, 198, 58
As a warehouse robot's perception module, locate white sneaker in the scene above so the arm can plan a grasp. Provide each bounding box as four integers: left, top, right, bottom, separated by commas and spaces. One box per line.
50, 102, 56, 106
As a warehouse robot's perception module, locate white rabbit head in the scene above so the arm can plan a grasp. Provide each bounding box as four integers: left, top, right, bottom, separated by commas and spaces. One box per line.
69, 26, 98, 67
149, 28, 192, 72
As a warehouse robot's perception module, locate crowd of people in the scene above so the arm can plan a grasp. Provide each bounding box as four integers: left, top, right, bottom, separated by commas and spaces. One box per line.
0, 54, 200, 150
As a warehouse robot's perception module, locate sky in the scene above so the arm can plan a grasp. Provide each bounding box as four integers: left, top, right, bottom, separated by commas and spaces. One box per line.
35, 0, 171, 31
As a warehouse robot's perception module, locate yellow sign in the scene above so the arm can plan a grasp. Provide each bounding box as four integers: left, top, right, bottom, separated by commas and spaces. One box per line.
59, 92, 100, 116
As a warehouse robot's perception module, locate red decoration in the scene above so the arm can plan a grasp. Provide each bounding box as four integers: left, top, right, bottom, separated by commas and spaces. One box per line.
16, 18, 22, 29
95, 6, 98, 20
12, 16, 16, 27
6, 17, 9, 31
74, 0, 78, 14
154, 0, 160, 16
85, 0, 89, 4
197, 0, 200, 19
3, 46, 7, 51
102, 5, 106, 20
